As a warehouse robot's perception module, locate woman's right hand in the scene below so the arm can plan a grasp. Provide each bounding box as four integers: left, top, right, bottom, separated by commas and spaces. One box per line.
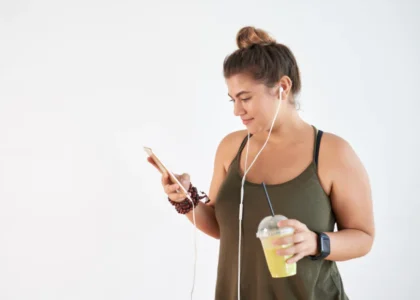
147, 157, 191, 202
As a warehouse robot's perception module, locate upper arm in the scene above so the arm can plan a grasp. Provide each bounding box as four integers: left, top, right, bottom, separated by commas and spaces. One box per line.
206, 140, 227, 207
207, 130, 247, 207
324, 134, 375, 238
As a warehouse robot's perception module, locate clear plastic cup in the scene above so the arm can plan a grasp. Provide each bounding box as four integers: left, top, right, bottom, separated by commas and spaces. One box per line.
256, 215, 297, 278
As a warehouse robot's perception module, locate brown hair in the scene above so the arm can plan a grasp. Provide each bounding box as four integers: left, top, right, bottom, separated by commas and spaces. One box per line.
223, 26, 302, 102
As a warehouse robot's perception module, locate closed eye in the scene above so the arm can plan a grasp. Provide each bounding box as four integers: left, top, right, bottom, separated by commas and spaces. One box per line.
229, 97, 252, 103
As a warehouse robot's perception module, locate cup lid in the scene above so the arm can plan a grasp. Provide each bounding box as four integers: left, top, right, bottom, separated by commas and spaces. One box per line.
256, 215, 294, 238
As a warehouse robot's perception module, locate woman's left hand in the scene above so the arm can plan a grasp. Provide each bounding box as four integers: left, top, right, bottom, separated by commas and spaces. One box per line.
273, 219, 319, 264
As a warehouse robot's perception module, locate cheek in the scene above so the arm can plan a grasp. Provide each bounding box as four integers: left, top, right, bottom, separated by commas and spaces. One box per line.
245, 101, 261, 116
245, 97, 274, 119
263, 100, 278, 116
252, 102, 271, 120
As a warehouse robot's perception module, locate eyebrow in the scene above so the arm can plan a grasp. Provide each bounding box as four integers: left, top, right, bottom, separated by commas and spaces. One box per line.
228, 91, 251, 98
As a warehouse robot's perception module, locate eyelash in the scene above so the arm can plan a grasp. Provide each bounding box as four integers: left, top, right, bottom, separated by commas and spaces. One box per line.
229, 97, 252, 102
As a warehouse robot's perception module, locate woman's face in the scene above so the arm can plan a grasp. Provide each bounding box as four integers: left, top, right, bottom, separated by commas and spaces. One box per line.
226, 73, 283, 134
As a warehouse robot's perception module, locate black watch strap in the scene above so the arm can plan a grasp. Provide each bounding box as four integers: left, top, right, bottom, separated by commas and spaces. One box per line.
309, 232, 330, 260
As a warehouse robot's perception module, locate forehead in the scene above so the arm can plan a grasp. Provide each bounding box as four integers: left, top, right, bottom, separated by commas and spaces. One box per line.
226, 73, 265, 95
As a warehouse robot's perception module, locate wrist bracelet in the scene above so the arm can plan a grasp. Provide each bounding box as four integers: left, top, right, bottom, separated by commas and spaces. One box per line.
168, 183, 210, 214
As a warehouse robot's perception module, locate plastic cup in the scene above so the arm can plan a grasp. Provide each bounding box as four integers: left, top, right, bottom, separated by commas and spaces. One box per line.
256, 215, 297, 278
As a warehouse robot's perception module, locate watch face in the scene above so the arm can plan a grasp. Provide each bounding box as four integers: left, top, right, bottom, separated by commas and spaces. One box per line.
320, 233, 330, 255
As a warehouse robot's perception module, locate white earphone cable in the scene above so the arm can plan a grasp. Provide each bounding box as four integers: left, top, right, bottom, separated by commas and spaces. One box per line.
237, 87, 283, 300
170, 177, 197, 300
190, 196, 197, 300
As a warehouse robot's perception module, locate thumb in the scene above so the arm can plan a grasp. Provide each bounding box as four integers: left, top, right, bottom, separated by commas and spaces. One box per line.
180, 173, 190, 184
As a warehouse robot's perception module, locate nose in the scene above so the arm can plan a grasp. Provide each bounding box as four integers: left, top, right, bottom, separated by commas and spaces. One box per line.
233, 100, 245, 117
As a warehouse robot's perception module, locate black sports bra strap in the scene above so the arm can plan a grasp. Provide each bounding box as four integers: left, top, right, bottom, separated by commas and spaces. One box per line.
236, 133, 252, 158
314, 129, 323, 166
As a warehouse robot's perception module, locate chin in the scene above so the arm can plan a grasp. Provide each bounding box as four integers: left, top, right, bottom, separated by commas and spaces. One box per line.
245, 124, 262, 134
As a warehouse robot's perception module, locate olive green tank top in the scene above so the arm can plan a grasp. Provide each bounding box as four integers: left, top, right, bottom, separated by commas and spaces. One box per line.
214, 126, 349, 300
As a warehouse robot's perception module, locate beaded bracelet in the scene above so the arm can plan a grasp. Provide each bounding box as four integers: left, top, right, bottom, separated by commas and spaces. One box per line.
168, 183, 210, 214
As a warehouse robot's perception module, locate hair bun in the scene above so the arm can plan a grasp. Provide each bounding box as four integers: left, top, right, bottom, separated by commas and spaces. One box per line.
236, 26, 276, 49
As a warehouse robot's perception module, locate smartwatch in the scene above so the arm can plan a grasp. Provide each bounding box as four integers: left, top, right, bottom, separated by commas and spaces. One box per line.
309, 232, 330, 260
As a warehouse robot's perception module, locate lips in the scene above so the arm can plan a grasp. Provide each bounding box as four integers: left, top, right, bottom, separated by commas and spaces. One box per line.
242, 118, 254, 125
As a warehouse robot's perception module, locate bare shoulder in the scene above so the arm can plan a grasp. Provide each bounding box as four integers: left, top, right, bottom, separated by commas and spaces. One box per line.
216, 129, 249, 171
317, 131, 366, 194
320, 131, 362, 168
318, 130, 370, 194
207, 130, 248, 206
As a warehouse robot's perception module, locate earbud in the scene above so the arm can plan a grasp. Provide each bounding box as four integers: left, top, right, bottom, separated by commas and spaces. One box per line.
276, 86, 284, 100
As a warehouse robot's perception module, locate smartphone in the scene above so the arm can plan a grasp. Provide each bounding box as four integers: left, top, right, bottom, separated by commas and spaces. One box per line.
144, 146, 188, 196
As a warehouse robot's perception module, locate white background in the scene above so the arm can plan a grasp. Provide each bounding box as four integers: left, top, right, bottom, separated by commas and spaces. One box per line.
1, 0, 419, 299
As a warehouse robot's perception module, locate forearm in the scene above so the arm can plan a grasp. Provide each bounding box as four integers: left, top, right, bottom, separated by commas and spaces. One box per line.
185, 202, 220, 239
324, 229, 374, 261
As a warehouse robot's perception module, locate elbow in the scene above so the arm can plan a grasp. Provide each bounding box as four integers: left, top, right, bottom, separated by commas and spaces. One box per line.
203, 223, 220, 240
210, 229, 221, 240
206, 232, 220, 240
359, 232, 375, 258
365, 234, 374, 255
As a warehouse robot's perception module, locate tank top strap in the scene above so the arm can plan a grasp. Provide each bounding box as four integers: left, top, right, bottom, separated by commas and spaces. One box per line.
234, 132, 253, 160
312, 125, 324, 167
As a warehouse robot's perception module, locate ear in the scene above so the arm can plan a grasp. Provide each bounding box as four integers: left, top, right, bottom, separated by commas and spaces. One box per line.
276, 76, 293, 98
274, 85, 285, 100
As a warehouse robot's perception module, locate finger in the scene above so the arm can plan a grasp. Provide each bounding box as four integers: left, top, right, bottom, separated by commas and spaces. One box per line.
276, 242, 306, 256
164, 183, 180, 194
161, 172, 170, 185
277, 245, 296, 256
168, 191, 188, 202
273, 235, 294, 246
146, 156, 154, 165
273, 232, 305, 246
180, 173, 190, 182
286, 252, 305, 264
277, 219, 308, 232
147, 157, 159, 169
166, 172, 181, 185
179, 173, 191, 189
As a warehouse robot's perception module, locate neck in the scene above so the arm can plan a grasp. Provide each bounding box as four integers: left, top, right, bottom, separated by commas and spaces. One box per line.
258, 107, 308, 144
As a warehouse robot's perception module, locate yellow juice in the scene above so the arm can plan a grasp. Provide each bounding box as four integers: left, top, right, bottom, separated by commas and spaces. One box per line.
260, 235, 297, 278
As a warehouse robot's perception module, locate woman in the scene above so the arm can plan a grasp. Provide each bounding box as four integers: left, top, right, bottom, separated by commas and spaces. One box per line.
147, 26, 374, 300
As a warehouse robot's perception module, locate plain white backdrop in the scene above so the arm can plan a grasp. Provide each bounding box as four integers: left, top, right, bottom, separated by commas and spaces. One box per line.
1, 0, 419, 299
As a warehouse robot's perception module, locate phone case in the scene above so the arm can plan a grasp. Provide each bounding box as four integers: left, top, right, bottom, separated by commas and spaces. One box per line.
144, 146, 188, 196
